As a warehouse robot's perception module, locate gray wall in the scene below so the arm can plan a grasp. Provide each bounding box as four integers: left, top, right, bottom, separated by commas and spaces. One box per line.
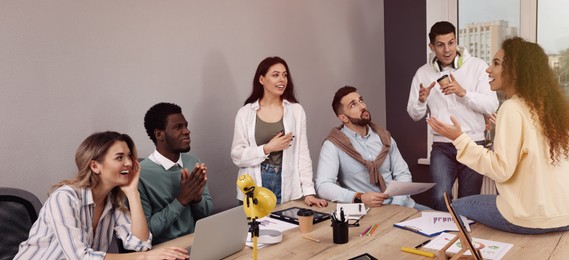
0, 1, 386, 212
384, 0, 431, 207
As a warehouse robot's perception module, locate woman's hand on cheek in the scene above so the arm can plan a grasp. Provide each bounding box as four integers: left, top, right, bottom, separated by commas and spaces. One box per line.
120, 160, 141, 194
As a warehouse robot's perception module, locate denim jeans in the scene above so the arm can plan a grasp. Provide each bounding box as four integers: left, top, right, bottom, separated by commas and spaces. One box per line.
453, 195, 569, 234
430, 141, 485, 211
261, 162, 282, 204
413, 203, 432, 211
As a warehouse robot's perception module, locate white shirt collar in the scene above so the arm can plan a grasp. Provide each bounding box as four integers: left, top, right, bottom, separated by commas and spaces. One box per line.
250, 99, 291, 110
148, 149, 183, 170
342, 124, 372, 139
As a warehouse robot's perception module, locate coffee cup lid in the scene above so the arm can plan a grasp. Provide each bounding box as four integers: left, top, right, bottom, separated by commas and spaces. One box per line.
297, 208, 314, 216
437, 74, 449, 83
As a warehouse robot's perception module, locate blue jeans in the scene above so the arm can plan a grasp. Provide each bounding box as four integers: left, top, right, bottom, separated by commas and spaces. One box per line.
430, 141, 485, 211
453, 195, 569, 234
261, 163, 282, 204
413, 203, 432, 211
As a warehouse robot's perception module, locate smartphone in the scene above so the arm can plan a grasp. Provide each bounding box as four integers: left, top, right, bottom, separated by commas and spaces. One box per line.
348, 253, 377, 260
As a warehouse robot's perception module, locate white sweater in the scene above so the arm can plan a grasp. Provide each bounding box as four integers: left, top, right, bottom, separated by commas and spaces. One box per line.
230, 99, 316, 203
407, 46, 499, 142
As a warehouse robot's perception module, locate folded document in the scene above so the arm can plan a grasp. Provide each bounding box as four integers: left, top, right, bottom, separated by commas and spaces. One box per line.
384, 181, 435, 196
394, 211, 474, 237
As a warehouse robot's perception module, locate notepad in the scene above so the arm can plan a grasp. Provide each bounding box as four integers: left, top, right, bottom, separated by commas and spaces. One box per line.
394, 212, 474, 237
336, 203, 368, 220
423, 232, 513, 260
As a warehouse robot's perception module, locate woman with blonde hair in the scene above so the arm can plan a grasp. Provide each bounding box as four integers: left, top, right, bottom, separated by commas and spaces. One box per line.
427, 37, 569, 234
15, 131, 189, 259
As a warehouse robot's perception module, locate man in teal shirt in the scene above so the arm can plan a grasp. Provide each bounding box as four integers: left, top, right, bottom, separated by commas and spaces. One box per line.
138, 102, 213, 245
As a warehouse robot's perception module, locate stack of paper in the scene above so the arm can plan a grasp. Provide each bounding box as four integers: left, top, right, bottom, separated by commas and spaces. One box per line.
384, 181, 436, 196
423, 232, 513, 260
394, 212, 474, 237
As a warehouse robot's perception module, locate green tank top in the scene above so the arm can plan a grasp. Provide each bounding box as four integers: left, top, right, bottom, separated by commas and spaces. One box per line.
255, 115, 284, 165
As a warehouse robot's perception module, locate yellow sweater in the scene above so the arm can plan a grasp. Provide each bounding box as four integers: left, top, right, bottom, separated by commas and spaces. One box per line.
452, 95, 569, 228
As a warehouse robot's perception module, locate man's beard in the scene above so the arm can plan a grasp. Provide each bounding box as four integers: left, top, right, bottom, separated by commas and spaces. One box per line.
165, 137, 191, 154
346, 110, 371, 126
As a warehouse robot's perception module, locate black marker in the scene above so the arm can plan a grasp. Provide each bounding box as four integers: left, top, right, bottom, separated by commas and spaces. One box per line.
414, 239, 431, 249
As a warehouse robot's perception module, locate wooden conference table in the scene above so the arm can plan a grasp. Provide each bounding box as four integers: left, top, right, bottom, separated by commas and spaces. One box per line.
155, 201, 569, 259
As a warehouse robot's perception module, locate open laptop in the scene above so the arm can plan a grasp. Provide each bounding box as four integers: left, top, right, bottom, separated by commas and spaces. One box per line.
188, 206, 249, 260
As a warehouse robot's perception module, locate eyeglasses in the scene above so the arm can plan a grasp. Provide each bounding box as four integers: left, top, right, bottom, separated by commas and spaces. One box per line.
348, 218, 361, 227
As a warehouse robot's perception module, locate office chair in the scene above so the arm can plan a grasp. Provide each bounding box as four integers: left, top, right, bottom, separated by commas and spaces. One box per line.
0, 187, 42, 260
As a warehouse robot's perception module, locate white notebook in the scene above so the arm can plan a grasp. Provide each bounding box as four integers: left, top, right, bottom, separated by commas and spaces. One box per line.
336, 203, 368, 220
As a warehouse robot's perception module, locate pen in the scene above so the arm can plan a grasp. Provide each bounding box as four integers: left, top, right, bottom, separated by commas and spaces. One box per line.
330, 211, 337, 223
401, 247, 435, 258
359, 204, 362, 213
415, 239, 431, 249
340, 207, 345, 222
302, 236, 320, 243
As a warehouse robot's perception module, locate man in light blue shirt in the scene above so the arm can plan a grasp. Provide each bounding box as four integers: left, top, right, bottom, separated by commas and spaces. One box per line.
316, 86, 427, 210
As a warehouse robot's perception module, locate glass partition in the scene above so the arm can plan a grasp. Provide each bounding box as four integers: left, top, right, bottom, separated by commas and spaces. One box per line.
538, 0, 569, 93
458, 0, 520, 65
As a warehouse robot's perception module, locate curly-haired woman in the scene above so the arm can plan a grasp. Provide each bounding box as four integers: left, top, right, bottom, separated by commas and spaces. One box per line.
427, 37, 569, 234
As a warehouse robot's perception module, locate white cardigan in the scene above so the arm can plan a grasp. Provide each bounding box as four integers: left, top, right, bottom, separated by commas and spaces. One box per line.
230, 99, 316, 203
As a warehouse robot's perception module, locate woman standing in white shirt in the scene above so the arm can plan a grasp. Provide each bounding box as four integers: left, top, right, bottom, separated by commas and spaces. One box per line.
15, 131, 189, 259
231, 56, 327, 207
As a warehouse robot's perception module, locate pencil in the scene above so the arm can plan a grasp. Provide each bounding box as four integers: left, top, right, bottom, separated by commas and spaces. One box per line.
365, 224, 376, 236
302, 236, 320, 243
368, 224, 379, 236
360, 225, 372, 237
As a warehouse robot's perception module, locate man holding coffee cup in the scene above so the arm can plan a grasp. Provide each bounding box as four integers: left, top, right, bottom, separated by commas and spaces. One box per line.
406, 21, 499, 211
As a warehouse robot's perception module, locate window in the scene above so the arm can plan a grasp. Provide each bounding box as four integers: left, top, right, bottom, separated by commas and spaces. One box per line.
458, 0, 519, 65
538, 0, 569, 92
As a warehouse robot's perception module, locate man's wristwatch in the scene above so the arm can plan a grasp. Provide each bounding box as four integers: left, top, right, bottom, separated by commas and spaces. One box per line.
353, 192, 363, 203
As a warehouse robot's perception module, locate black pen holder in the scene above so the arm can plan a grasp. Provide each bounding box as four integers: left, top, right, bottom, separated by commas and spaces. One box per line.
332, 221, 349, 244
